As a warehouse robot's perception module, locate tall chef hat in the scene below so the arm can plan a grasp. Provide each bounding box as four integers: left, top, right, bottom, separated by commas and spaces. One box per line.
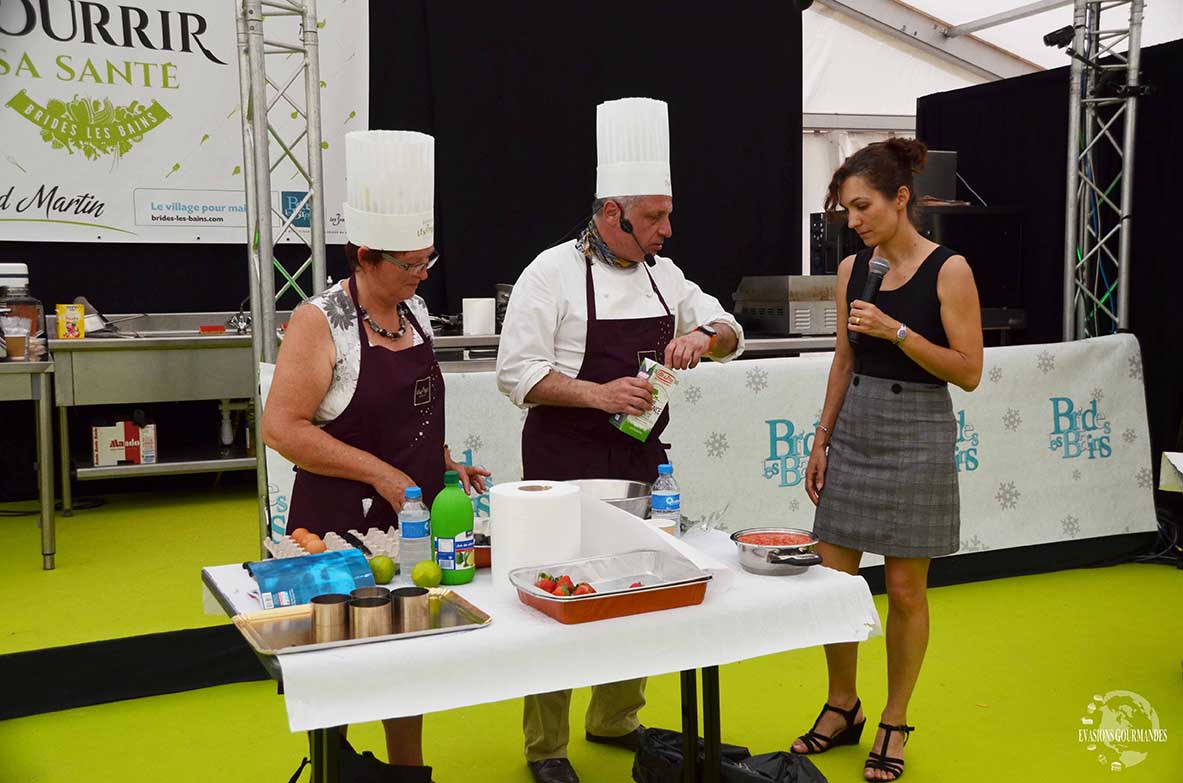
343, 130, 434, 250
595, 97, 672, 198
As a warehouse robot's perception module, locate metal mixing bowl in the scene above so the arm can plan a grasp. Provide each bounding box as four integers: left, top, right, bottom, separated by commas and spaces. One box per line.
568, 479, 652, 519
730, 526, 822, 575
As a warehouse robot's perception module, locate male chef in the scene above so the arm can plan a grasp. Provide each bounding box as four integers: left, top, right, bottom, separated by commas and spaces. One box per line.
495, 97, 744, 783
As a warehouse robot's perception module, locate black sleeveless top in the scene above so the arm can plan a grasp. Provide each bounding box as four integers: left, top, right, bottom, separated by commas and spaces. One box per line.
847, 245, 954, 385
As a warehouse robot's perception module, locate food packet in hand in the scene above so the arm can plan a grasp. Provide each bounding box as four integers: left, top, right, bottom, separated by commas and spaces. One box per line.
609, 358, 679, 442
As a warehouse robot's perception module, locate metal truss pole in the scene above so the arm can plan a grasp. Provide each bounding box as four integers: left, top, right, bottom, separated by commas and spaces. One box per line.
1062, 2, 1086, 341
237, 0, 330, 548
301, 0, 328, 283
1062, 0, 1145, 340
237, 12, 272, 552
1115, 0, 1143, 329
238, 0, 328, 358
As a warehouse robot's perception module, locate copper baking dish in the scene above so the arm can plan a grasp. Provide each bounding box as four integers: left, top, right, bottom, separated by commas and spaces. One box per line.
508, 550, 711, 625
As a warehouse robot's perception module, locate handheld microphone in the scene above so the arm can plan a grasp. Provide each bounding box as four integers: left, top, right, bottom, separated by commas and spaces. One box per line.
617, 207, 656, 267
849, 257, 890, 345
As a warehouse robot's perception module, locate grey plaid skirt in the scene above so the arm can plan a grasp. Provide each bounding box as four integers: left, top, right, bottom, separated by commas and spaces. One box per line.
812, 374, 960, 558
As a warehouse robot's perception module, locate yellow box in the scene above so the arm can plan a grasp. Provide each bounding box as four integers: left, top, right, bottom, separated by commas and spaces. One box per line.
56, 304, 85, 339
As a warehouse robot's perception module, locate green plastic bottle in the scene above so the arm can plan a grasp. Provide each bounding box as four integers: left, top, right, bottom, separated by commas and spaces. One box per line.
431, 470, 475, 585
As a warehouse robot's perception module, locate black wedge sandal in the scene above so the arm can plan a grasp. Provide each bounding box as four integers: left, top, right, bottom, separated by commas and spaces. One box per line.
864, 721, 915, 781
792, 698, 866, 754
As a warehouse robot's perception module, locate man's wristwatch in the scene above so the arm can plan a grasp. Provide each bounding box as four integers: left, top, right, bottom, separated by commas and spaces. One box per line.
696, 324, 719, 352
894, 323, 909, 345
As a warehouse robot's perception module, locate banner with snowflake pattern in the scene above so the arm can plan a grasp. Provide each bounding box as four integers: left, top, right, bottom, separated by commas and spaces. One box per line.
0, 0, 367, 243
439, 334, 1157, 564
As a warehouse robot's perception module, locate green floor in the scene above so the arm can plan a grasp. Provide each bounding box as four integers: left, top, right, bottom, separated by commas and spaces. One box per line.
1, 490, 1180, 782
0, 488, 259, 653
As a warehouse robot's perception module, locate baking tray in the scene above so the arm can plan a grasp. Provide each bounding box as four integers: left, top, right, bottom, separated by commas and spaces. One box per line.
232, 588, 490, 657
509, 549, 711, 625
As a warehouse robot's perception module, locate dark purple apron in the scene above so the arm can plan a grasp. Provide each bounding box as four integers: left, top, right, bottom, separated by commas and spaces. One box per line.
521, 256, 675, 482
288, 276, 446, 537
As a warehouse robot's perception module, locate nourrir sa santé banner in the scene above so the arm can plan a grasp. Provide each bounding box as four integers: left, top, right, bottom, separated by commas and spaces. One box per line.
0, 0, 366, 242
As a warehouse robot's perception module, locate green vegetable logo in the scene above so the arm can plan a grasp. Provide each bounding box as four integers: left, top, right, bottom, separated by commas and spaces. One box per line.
5, 90, 171, 164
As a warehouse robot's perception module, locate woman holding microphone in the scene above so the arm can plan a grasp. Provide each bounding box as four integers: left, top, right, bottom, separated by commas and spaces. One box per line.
790, 138, 982, 782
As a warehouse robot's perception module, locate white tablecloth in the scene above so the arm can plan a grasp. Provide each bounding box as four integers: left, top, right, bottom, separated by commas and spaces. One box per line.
203, 501, 881, 732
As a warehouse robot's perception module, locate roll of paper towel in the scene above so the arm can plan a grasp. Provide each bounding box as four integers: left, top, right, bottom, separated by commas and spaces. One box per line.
462, 298, 496, 335
490, 481, 582, 592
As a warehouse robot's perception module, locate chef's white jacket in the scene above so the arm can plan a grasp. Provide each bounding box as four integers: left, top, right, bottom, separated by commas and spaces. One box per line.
495, 239, 745, 408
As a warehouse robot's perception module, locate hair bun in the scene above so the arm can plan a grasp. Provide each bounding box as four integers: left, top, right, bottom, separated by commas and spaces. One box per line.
885, 137, 928, 174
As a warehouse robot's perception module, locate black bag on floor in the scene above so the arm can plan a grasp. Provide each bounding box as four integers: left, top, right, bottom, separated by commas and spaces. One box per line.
287, 736, 434, 783
632, 728, 827, 783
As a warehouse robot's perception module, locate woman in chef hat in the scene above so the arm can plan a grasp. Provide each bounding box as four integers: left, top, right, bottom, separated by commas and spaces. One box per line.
263, 130, 488, 766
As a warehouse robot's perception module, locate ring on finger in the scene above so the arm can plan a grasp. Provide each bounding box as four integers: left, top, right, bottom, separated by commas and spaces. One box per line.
852, 316, 861, 325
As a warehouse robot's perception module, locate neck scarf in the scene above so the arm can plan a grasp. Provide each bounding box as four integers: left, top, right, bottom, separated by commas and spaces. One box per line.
576, 218, 638, 269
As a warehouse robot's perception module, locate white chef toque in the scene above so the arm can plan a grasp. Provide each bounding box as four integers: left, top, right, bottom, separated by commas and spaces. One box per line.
595, 97, 672, 199
343, 130, 434, 251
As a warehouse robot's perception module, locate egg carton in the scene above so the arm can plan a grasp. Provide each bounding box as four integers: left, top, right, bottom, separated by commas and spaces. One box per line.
263, 527, 401, 560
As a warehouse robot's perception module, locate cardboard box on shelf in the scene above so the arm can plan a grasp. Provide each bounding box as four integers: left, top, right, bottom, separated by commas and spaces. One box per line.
92, 422, 157, 466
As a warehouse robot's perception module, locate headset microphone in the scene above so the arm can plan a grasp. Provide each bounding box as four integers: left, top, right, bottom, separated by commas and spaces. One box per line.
615, 202, 656, 267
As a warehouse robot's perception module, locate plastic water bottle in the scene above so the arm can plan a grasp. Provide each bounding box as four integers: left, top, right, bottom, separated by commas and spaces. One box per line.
650, 463, 681, 537
398, 486, 432, 582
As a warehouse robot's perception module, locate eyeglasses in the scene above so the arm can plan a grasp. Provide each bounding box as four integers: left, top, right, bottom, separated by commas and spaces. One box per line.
381, 251, 439, 274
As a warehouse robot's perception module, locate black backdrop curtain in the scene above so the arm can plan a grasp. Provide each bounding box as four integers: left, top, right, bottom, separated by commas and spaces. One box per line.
368, 0, 804, 313
917, 67, 1068, 345
0, 4, 803, 499
917, 39, 1183, 478
0, 4, 804, 323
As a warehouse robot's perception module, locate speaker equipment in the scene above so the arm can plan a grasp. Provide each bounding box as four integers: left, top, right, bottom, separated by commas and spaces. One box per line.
809, 206, 1025, 312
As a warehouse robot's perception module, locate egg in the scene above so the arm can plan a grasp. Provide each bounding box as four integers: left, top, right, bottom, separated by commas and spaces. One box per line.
303, 538, 327, 554
290, 527, 311, 543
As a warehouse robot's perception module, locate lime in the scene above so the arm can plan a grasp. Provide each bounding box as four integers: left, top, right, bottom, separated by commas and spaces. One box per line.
411, 560, 443, 588
369, 555, 396, 585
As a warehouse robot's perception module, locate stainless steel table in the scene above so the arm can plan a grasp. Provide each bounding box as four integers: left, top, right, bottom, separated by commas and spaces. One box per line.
48, 312, 281, 514
0, 361, 56, 569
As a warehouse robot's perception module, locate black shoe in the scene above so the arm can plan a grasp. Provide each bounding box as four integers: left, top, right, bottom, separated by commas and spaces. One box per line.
527, 758, 580, 783
585, 725, 645, 752
864, 721, 915, 781
793, 698, 866, 755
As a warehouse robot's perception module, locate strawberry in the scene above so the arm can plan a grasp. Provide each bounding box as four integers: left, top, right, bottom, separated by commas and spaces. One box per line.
573, 583, 596, 596
629, 582, 643, 588
552, 583, 573, 597
556, 575, 575, 591
537, 578, 557, 593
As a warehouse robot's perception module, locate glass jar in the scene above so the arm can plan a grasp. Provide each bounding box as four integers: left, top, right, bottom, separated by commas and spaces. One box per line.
0, 263, 45, 362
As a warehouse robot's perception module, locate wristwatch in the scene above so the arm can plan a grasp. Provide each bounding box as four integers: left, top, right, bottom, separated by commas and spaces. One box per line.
696, 324, 718, 352
894, 323, 909, 345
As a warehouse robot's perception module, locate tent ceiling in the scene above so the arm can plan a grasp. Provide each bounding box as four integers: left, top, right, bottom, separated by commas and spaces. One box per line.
904, 0, 1183, 70
814, 0, 1042, 79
